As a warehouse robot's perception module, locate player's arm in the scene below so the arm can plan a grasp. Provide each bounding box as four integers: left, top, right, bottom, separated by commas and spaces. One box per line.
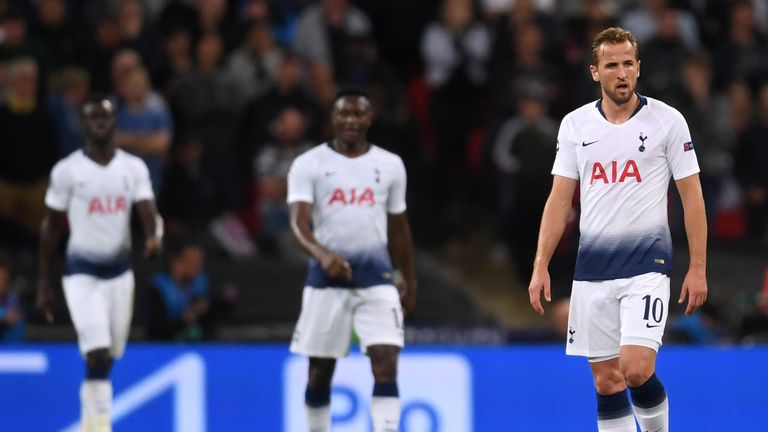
529, 175, 578, 315
388, 212, 417, 315
289, 202, 351, 280
37, 207, 67, 323
136, 199, 163, 259
675, 173, 708, 315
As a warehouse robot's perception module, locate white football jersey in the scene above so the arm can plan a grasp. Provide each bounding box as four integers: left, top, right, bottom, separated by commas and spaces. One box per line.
287, 143, 407, 288
552, 95, 700, 281
45, 149, 154, 276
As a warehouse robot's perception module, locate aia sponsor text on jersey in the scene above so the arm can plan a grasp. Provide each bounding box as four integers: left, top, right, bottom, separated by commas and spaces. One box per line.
328, 187, 376, 206
590, 160, 642, 185
88, 196, 128, 215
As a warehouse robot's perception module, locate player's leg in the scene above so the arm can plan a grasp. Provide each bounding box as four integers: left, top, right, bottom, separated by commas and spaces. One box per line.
106, 270, 135, 359
306, 357, 337, 432
569, 280, 636, 431
590, 358, 637, 432
62, 274, 113, 432
290, 287, 353, 432
367, 345, 401, 432
619, 273, 670, 432
354, 285, 404, 432
620, 345, 667, 432
82, 348, 114, 432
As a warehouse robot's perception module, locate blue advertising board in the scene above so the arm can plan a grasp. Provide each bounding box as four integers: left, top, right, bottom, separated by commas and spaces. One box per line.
0, 344, 766, 431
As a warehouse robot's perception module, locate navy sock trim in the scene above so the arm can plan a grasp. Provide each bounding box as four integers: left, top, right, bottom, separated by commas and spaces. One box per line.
305, 387, 331, 407
629, 373, 667, 409
597, 390, 633, 421
373, 382, 399, 397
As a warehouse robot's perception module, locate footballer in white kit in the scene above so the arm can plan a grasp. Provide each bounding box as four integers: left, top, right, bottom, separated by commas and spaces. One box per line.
553, 94, 700, 357
528, 28, 707, 432
288, 142, 407, 355
287, 88, 417, 432
38, 96, 162, 432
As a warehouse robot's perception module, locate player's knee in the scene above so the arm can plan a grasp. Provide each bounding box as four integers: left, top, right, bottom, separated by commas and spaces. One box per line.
624, 367, 653, 387
369, 351, 398, 382
593, 369, 625, 394
308, 358, 335, 388
620, 357, 654, 387
85, 348, 113, 379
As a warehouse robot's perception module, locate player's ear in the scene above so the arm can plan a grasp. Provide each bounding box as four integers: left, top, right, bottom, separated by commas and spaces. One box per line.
636, 59, 641, 78
589, 64, 600, 82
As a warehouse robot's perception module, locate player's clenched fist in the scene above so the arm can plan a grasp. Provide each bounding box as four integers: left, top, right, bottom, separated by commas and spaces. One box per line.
319, 251, 352, 281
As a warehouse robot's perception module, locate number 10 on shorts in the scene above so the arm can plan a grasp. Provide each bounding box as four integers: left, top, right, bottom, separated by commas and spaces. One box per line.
642, 295, 664, 327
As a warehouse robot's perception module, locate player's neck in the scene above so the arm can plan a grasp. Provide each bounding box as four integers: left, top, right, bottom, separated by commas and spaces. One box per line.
84, 143, 117, 166
600, 93, 640, 125
331, 139, 370, 158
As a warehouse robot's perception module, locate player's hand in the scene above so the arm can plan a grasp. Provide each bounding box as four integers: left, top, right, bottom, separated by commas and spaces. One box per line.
144, 236, 162, 259
36, 280, 55, 323
400, 278, 417, 316
528, 268, 552, 316
679, 268, 707, 316
319, 252, 352, 281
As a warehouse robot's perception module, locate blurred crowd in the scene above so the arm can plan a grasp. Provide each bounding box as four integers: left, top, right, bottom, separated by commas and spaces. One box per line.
0, 0, 767, 342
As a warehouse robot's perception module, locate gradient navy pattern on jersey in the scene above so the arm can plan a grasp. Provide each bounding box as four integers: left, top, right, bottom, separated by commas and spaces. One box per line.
45, 149, 154, 277
552, 96, 700, 281
287, 143, 407, 288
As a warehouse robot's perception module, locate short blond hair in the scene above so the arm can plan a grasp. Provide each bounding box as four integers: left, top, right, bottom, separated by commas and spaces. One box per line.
591, 27, 639, 67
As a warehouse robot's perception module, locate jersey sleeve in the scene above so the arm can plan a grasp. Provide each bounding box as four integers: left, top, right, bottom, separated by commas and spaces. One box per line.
287, 153, 314, 204
133, 159, 155, 202
665, 109, 700, 180
387, 157, 407, 214
551, 115, 579, 179
44, 161, 73, 211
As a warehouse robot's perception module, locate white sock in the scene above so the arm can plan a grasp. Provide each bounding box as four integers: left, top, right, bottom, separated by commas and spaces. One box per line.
371, 396, 400, 432
598, 415, 638, 432
80, 380, 112, 432
633, 397, 669, 432
306, 404, 331, 432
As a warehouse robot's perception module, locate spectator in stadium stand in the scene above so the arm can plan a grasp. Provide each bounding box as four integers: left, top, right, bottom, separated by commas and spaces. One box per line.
293, 0, 373, 81
169, 33, 243, 217
153, 27, 194, 96
491, 80, 558, 287
114, 66, 173, 192
0, 58, 58, 240
47, 66, 90, 158
421, 0, 491, 221
712, 0, 768, 90
254, 107, 313, 260
669, 52, 733, 236
33, 0, 84, 71
639, 8, 691, 99
116, 0, 163, 79
146, 239, 211, 342
733, 81, 768, 243
224, 19, 284, 107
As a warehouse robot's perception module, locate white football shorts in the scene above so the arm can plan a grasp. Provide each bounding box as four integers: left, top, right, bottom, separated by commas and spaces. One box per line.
566, 272, 670, 359
62, 270, 135, 358
290, 284, 405, 358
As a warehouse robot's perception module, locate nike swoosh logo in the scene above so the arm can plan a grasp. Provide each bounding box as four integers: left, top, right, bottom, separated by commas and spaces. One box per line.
646, 323, 660, 328
645, 428, 663, 432
582, 140, 599, 147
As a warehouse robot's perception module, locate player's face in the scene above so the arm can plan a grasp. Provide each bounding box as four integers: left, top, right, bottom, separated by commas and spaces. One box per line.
590, 41, 640, 106
82, 100, 116, 143
332, 96, 373, 144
